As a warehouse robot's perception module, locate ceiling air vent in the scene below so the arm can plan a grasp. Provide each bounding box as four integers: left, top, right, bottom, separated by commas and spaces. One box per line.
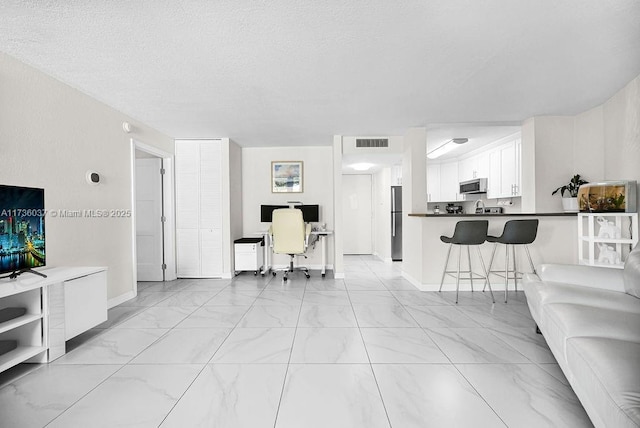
356, 138, 389, 148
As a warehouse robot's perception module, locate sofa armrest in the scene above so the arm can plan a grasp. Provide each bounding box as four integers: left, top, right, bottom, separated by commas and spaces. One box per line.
538, 264, 626, 292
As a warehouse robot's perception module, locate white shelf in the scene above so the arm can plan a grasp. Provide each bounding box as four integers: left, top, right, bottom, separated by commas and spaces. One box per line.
580, 237, 635, 244
579, 259, 625, 269
0, 346, 47, 373
0, 313, 43, 335
577, 212, 638, 269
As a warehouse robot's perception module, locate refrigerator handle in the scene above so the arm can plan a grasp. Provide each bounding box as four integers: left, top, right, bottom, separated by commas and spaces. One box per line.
391, 187, 396, 212
392, 215, 396, 237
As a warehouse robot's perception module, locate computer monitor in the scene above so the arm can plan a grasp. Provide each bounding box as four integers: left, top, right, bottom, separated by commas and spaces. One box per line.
260, 205, 288, 222
298, 205, 320, 223
260, 204, 320, 223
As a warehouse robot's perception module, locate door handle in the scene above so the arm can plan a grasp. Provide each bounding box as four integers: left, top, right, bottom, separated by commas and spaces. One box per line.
392, 216, 396, 237
392, 188, 396, 212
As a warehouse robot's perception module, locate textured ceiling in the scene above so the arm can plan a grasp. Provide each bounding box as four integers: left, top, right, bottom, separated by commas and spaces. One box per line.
1, 1, 640, 147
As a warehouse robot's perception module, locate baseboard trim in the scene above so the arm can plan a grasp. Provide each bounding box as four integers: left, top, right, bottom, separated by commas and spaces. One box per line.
108, 290, 136, 309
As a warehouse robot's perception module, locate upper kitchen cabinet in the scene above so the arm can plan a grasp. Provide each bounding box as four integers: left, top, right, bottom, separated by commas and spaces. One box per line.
426, 163, 441, 202
487, 138, 521, 199
458, 151, 490, 182
427, 160, 464, 202
440, 161, 461, 202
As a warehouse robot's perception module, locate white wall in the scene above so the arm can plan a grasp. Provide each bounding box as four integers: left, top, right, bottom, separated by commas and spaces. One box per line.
526, 72, 640, 212
241, 146, 334, 269
531, 116, 575, 213
373, 167, 391, 261
603, 74, 640, 204
0, 52, 173, 302
222, 139, 243, 277
401, 128, 427, 284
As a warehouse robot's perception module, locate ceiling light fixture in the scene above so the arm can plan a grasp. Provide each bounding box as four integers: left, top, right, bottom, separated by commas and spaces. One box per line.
427, 138, 469, 159
351, 163, 375, 171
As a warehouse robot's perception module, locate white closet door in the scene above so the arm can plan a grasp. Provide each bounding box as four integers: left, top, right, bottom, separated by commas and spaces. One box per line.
175, 140, 223, 278
176, 229, 200, 277
199, 143, 222, 229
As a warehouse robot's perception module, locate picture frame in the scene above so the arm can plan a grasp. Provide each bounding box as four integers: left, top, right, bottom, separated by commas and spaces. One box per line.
271, 161, 303, 193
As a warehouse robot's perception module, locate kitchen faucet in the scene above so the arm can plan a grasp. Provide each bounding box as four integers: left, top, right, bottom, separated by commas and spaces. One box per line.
474, 199, 485, 213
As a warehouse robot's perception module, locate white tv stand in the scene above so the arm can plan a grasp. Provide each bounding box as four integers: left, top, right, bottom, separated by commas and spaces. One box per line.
0, 267, 107, 373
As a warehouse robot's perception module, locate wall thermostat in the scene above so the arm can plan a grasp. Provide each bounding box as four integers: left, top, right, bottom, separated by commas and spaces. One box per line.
86, 170, 100, 185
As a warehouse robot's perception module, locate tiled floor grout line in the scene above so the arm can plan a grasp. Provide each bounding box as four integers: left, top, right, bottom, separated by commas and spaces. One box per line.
2, 257, 583, 427
344, 271, 395, 428
156, 280, 260, 427
272, 273, 310, 428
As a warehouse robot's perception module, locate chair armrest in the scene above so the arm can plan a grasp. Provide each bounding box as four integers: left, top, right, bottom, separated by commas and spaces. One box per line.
538, 264, 626, 292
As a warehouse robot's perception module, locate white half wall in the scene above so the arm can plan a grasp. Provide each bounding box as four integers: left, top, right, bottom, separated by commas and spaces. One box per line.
241, 146, 335, 269
0, 52, 174, 301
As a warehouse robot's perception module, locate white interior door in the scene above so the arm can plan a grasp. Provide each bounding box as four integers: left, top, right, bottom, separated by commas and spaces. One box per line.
136, 158, 164, 281
342, 174, 373, 254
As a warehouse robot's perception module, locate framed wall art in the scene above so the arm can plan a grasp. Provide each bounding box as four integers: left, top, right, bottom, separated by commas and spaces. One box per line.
271, 161, 303, 193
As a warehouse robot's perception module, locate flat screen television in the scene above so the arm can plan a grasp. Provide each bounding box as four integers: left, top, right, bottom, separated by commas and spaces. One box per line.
0, 185, 46, 278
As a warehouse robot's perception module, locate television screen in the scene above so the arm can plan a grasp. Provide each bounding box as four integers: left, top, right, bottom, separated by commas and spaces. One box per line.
0, 185, 46, 275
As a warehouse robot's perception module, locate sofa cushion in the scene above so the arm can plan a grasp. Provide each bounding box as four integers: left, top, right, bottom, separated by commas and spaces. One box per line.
543, 303, 640, 362
566, 337, 640, 428
524, 280, 640, 318
624, 246, 640, 299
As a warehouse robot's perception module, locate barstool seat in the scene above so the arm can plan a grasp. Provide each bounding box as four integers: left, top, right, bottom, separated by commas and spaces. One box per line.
484, 219, 539, 302
438, 220, 495, 304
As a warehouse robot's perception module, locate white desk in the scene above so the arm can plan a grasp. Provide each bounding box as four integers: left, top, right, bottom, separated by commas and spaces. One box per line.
311, 231, 333, 277
253, 230, 333, 277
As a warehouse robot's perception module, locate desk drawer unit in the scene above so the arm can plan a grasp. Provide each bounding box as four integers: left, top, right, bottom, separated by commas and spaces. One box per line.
234, 238, 264, 274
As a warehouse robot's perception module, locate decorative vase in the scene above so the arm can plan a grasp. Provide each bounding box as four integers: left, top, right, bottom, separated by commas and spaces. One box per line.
561, 197, 579, 213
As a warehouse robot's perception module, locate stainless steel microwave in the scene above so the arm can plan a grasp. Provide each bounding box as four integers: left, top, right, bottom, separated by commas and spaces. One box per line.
459, 178, 488, 194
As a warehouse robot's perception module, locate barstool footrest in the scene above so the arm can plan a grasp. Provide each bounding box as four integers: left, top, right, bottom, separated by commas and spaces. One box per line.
444, 272, 488, 281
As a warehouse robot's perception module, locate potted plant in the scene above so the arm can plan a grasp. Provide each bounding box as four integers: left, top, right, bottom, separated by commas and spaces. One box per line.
552, 174, 588, 212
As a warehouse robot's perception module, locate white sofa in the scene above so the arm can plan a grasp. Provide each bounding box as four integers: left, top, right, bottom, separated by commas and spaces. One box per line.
523, 246, 640, 428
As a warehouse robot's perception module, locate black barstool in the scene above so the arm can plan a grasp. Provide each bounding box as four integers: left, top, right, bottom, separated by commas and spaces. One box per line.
483, 219, 539, 302
438, 220, 495, 304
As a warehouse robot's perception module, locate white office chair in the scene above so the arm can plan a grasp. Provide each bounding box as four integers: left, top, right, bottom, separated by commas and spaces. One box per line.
269, 208, 311, 281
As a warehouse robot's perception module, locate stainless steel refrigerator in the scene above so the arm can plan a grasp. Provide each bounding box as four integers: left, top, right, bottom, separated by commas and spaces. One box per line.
391, 186, 402, 261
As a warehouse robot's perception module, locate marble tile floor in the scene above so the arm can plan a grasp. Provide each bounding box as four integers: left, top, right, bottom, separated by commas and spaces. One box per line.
0, 255, 593, 427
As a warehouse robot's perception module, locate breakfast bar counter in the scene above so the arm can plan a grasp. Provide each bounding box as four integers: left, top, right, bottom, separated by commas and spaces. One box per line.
409, 212, 577, 217
402, 212, 578, 290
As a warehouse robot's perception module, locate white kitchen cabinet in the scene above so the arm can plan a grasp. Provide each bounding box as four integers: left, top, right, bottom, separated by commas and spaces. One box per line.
176, 139, 223, 278
459, 152, 490, 183
439, 161, 462, 202
426, 163, 441, 202
427, 160, 464, 202
458, 157, 477, 182
487, 139, 521, 199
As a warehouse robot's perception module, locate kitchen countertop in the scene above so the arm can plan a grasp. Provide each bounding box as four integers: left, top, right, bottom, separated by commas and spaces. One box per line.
408, 212, 577, 217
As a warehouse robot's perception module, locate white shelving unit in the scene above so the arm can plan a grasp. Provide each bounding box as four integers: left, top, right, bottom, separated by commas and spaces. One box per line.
578, 213, 638, 268
0, 288, 46, 373
0, 267, 107, 373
